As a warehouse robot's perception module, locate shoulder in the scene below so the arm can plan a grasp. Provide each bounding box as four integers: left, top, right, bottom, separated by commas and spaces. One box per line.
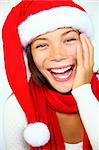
4, 94, 29, 150
5, 94, 27, 123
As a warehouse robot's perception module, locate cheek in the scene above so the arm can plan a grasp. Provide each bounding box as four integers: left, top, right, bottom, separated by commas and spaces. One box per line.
32, 50, 47, 69
64, 42, 80, 58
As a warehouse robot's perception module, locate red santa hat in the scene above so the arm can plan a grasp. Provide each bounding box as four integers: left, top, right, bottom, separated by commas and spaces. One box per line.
18, 1, 93, 47
2, 0, 93, 148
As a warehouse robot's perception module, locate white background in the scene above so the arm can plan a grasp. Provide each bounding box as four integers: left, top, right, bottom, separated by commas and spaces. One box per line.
0, 1, 99, 149
0, 0, 99, 99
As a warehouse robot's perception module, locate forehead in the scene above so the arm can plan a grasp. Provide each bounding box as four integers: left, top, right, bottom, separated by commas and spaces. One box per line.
34, 27, 79, 39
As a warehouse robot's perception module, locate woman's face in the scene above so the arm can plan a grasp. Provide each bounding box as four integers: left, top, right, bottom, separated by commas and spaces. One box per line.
31, 28, 81, 93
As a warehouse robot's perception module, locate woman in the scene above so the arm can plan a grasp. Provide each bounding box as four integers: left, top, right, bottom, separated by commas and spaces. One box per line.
2, 1, 99, 150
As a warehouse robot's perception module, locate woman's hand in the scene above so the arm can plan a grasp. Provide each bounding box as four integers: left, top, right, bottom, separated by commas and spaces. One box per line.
72, 33, 94, 89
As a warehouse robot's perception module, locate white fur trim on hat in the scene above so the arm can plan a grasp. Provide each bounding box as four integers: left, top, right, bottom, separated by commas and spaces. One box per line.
18, 6, 93, 47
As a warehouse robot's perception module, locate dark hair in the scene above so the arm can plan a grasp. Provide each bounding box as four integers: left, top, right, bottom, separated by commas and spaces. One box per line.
25, 45, 53, 89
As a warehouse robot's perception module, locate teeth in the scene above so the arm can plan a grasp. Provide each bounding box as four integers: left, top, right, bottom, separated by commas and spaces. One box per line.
51, 66, 71, 73
53, 70, 72, 79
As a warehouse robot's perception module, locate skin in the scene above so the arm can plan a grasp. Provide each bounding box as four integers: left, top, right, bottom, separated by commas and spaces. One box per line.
31, 27, 94, 143
31, 28, 94, 93
72, 33, 94, 89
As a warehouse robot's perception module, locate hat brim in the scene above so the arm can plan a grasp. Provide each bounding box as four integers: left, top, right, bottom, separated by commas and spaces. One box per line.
18, 6, 93, 47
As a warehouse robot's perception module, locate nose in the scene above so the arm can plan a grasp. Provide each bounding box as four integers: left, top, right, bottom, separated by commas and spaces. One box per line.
49, 45, 66, 61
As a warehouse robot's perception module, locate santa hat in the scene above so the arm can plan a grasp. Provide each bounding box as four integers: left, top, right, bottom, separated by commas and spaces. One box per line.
2, 0, 93, 148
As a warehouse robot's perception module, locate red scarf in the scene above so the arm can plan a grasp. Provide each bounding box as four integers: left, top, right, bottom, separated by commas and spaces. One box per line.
29, 74, 99, 150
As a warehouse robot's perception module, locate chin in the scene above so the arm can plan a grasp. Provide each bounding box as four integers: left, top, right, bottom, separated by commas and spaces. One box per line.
51, 82, 73, 94
57, 88, 72, 94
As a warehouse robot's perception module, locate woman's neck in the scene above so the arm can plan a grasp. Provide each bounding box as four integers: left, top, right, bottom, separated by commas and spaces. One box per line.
56, 112, 84, 144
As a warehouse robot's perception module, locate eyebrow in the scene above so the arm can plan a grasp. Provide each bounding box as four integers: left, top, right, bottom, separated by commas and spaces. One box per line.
34, 37, 47, 41
31, 37, 47, 45
32, 29, 79, 44
61, 29, 79, 37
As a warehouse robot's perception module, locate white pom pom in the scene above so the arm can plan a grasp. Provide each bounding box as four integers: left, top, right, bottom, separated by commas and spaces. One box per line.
24, 122, 50, 147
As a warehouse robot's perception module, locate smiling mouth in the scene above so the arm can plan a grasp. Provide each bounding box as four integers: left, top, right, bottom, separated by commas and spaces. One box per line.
48, 65, 75, 82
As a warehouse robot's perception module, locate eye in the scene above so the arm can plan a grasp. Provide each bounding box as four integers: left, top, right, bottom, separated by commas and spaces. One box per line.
63, 38, 77, 44
36, 43, 47, 49
66, 38, 76, 42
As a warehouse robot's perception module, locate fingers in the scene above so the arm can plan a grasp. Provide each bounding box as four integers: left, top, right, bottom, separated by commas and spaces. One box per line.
83, 34, 94, 67
73, 34, 94, 89
80, 33, 94, 68
77, 44, 83, 67
80, 34, 89, 67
